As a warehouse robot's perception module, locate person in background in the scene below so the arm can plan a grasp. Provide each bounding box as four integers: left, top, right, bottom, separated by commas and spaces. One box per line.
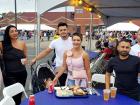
129, 29, 140, 85
40, 31, 44, 42
108, 34, 117, 48
105, 39, 140, 101
95, 40, 102, 53
31, 22, 73, 86
0, 25, 28, 105
46, 30, 50, 41
130, 29, 140, 57
53, 31, 60, 40
101, 42, 113, 61
53, 33, 91, 88
85, 31, 89, 41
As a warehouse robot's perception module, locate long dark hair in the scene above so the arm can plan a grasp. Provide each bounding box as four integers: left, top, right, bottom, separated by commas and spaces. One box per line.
3, 25, 17, 51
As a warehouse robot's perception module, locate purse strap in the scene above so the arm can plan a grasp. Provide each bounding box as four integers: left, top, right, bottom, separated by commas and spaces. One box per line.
66, 50, 73, 76
68, 56, 73, 76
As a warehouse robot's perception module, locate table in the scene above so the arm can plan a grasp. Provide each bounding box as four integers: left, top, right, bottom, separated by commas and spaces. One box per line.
86, 51, 99, 61
20, 89, 140, 105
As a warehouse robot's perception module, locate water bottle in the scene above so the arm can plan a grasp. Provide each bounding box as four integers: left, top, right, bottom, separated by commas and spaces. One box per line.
29, 95, 35, 105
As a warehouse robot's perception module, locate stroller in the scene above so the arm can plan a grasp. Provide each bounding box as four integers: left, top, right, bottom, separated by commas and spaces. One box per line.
90, 53, 106, 74
31, 62, 56, 94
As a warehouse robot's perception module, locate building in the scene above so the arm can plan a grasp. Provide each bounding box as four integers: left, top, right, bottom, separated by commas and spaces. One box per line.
0, 8, 140, 34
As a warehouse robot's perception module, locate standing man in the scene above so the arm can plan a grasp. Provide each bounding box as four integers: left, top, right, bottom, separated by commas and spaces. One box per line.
105, 39, 140, 101
130, 29, 140, 57
31, 22, 73, 86
85, 31, 89, 41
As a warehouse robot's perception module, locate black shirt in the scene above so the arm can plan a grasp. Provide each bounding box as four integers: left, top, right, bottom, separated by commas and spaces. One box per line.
3, 46, 26, 73
106, 55, 140, 90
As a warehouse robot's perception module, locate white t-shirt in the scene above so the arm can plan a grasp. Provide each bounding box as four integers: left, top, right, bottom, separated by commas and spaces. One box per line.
49, 37, 73, 67
129, 44, 140, 57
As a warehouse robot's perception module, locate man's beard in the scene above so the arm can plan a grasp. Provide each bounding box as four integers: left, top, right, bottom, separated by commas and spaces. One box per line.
61, 35, 68, 39
119, 51, 129, 57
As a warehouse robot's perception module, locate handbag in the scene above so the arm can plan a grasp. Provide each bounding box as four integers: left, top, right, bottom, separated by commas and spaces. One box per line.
72, 69, 87, 79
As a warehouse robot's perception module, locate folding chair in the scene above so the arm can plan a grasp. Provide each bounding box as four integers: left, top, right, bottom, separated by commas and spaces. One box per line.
3, 82, 28, 98
92, 74, 115, 87
0, 96, 15, 105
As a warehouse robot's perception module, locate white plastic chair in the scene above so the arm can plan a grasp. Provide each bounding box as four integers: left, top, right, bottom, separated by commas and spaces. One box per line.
0, 96, 15, 105
92, 74, 115, 86
3, 82, 28, 98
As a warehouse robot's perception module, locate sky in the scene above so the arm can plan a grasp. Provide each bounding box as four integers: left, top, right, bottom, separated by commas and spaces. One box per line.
0, 0, 74, 14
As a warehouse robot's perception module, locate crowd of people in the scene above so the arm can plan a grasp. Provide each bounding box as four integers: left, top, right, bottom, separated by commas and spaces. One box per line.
0, 22, 140, 104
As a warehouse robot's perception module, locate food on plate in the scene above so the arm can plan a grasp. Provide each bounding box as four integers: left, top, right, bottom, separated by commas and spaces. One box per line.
69, 85, 80, 90
70, 85, 87, 95
56, 89, 73, 97
56, 86, 88, 97
73, 88, 86, 95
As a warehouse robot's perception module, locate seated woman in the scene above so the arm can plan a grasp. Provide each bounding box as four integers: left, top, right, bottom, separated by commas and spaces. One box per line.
53, 33, 91, 88
95, 40, 102, 53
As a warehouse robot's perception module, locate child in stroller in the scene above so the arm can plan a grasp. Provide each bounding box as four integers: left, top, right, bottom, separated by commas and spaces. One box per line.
31, 62, 56, 94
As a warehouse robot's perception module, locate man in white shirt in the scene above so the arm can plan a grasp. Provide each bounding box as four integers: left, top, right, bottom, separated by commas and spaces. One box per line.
129, 29, 140, 85
85, 31, 89, 41
130, 29, 140, 57
31, 22, 73, 86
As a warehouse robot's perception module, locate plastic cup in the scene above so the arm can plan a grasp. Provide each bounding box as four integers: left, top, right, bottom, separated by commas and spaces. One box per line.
29, 95, 35, 105
21, 58, 26, 65
110, 87, 117, 98
103, 89, 110, 101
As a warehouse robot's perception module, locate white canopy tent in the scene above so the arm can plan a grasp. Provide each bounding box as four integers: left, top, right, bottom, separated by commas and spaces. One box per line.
0, 24, 56, 31
106, 22, 140, 31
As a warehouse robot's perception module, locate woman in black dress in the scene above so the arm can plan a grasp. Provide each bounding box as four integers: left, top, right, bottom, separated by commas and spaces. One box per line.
0, 25, 28, 105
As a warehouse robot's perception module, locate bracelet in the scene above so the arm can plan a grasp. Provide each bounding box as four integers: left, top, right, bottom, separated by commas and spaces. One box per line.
88, 81, 92, 84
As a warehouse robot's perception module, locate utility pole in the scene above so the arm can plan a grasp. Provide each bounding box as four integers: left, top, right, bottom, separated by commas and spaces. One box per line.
14, 0, 17, 27
89, 12, 93, 51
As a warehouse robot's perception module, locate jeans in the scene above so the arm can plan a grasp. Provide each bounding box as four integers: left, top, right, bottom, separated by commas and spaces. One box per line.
67, 79, 82, 87
67, 79, 75, 86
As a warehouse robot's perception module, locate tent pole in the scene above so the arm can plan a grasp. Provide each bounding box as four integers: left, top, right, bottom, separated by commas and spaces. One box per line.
14, 0, 17, 27
36, 0, 41, 65
89, 12, 93, 51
